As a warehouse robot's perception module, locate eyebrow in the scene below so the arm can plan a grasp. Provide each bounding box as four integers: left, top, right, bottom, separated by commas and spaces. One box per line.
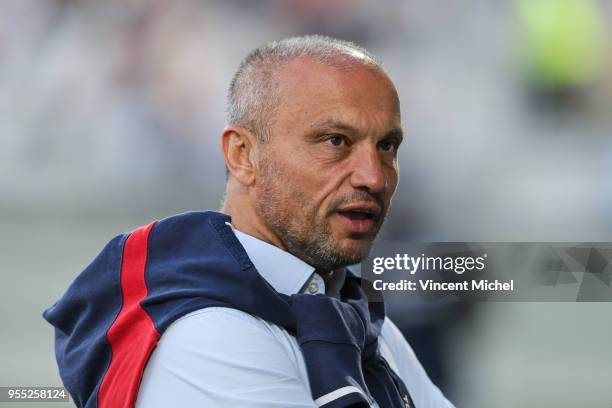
384, 128, 404, 144
311, 119, 403, 143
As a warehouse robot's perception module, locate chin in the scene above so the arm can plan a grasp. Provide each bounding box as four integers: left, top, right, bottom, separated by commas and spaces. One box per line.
335, 238, 373, 262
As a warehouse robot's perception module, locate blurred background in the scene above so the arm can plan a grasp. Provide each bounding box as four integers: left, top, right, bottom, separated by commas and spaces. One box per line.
1, 0, 612, 407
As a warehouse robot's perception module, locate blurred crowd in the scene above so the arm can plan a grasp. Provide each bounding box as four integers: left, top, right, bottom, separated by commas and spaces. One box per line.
2, 1, 612, 407
2, 0, 612, 234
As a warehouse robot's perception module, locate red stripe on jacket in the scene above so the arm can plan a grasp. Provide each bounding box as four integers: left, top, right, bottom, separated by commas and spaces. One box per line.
99, 221, 159, 408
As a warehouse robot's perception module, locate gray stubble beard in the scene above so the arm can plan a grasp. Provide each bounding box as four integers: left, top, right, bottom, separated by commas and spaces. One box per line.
255, 157, 377, 272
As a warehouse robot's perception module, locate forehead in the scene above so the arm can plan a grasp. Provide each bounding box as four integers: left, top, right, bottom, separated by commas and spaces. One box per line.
272, 57, 401, 132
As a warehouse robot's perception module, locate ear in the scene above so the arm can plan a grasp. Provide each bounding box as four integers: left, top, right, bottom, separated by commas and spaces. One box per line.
221, 125, 258, 186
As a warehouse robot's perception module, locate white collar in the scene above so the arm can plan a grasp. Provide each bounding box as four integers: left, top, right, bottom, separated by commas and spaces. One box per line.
227, 223, 347, 296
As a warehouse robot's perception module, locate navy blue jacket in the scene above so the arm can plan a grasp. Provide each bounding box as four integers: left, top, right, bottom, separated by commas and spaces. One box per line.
43, 211, 412, 408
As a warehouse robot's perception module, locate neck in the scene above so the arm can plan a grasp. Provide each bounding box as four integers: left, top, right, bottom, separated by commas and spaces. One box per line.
221, 190, 287, 252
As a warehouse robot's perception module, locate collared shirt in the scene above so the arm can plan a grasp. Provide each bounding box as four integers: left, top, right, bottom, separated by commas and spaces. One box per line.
136, 227, 454, 408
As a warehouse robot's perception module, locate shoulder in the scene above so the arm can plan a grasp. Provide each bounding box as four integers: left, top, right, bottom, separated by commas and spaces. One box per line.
147, 306, 306, 375
136, 307, 315, 408
379, 317, 456, 408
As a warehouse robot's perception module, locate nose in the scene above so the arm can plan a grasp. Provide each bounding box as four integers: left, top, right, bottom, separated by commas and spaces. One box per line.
349, 144, 387, 194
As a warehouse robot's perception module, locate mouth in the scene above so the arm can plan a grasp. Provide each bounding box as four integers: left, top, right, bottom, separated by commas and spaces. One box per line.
334, 204, 381, 234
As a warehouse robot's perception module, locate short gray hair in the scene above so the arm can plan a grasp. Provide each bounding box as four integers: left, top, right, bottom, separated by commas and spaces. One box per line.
226, 35, 384, 142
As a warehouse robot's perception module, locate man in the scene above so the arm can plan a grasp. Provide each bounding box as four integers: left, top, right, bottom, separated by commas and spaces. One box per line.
44, 36, 454, 407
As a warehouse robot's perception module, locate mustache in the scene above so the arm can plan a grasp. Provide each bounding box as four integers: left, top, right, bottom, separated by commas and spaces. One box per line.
328, 191, 386, 218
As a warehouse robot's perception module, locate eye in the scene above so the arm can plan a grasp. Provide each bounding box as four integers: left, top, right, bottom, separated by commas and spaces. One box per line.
378, 139, 399, 153
324, 134, 349, 147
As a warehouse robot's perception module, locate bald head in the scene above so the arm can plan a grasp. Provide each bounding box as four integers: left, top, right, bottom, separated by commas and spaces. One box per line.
226, 35, 387, 142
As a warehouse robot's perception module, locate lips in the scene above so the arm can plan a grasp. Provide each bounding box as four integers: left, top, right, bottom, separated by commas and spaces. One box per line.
334, 203, 382, 234
336, 203, 381, 220
338, 211, 374, 220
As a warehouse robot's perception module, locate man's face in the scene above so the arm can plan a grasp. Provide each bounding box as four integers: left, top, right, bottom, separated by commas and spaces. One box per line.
253, 57, 402, 271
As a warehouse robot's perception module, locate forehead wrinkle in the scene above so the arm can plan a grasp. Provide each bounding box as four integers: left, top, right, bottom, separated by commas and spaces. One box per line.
271, 60, 400, 140
310, 118, 359, 133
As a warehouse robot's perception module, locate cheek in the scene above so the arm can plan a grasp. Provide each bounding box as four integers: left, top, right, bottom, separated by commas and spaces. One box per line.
313, 173, 349, 214
263, 148, 348, 216
385, 167, 399, 199
263, 159, 313, 205
285, 160, 338, 200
